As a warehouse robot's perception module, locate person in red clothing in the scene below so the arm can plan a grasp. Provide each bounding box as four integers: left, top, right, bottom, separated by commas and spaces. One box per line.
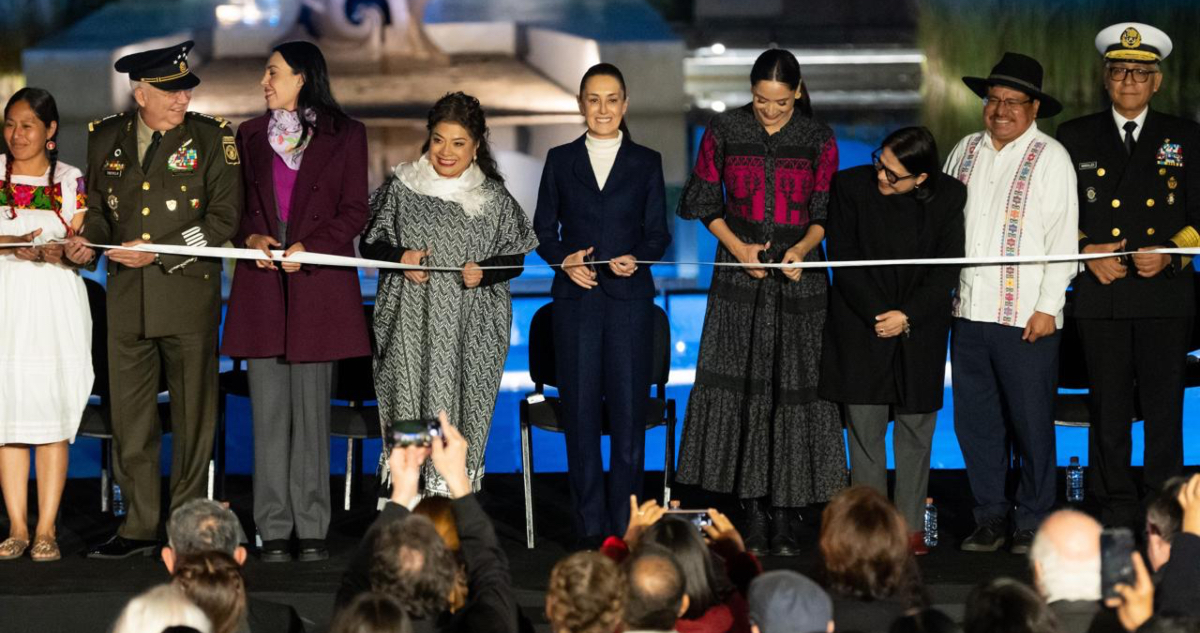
601, 496, 763, 633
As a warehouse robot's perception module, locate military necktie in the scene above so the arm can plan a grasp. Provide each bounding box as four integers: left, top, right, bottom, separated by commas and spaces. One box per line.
1123, 121, 1137, 156
142, 130, 163, 172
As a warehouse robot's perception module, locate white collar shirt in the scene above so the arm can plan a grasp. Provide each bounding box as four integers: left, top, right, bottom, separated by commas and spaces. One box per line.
943, 122, 1079, 329
1112, 106, 1149, 142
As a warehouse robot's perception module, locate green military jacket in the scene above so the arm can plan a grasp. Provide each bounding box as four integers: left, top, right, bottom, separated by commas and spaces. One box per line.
81, 110, 242, 337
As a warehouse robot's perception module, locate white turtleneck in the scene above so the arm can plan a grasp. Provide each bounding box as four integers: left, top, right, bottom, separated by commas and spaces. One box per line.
585, 131, 622, 190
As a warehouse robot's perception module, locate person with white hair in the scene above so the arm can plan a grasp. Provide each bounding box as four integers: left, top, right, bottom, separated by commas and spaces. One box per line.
1029, 510, 1122, 633
112, 584, 212, 633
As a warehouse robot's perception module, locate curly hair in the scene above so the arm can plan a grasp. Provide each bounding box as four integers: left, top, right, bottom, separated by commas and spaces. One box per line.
819, 486, 925, 606
369, 514, 456, 620
546, 551, 626, 633
420, 91, 504, 183
169, 551, 246, 633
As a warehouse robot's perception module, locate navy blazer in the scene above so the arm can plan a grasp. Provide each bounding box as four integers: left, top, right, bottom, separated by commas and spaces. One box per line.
533, 133, 672, 300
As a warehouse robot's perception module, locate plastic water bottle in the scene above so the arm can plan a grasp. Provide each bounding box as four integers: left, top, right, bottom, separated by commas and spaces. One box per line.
1067, 456, 1085, 503
923, 497, 938, 547
112, 483, 126, 517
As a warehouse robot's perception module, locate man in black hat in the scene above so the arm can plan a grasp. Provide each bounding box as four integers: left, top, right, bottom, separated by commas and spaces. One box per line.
944, 52, 1079, 555
1057, 23, 1200, 530
66, 40, 242, 558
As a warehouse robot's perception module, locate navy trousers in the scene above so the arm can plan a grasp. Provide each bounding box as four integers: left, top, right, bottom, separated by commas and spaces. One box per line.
951, 318, 1059, 531
553, 290, 653, 538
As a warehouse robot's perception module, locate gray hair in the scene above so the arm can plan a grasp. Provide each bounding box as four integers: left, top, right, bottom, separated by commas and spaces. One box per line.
112, 584, 212, 633
1030, 526, 1101, 602
167, 498, 241, 556
129, 79, 144, 94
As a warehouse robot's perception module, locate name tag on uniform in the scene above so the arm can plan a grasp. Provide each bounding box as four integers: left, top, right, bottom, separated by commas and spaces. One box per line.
105, 160, 125, 177
1078, 161, 1098, 171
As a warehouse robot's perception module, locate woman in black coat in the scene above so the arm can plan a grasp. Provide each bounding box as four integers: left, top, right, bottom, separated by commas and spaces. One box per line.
818, 127, 966, 554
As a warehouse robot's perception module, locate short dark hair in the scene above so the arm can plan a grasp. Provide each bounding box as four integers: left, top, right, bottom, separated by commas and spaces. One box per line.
624, 545, 686, 631
964, 578, 1063, 633
1147, 477, 1188, 544
547, 551, 626, 633
881, 126, 941, 201
330, 592, 414, 633
639, 517, 729, 618
369, 514, 456, 620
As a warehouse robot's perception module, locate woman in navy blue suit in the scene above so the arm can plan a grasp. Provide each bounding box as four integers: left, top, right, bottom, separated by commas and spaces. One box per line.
533, 63, 672, 545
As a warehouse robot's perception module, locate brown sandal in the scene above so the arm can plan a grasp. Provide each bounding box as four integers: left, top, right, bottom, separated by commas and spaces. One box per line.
30, 537, 60, 562
0, 538, 30, 560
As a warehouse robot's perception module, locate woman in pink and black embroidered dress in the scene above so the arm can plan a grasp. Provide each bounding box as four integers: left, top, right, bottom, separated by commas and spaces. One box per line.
676, 49, 846, 557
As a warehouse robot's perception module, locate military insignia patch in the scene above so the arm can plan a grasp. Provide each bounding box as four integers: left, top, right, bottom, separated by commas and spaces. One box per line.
1169, 193, 1176, 205
104, 160, 125, 177
1168, 176, 1178, 190
166, 200, 177, 212
168, 142, 198, 173
1086, 187, 1097, 202
190, 198, 200, 210
107, 194, 118, 210
1157, 142, 1183, 167
222, 137, 240, 165
1122, 27, 1141, 49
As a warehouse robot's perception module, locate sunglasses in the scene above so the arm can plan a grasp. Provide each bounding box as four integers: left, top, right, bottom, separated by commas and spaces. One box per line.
872, 148, 919, 185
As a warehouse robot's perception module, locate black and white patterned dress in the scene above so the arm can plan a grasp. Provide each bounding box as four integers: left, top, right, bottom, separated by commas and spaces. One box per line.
676, 105, 847, 507
365, 176, 537, 495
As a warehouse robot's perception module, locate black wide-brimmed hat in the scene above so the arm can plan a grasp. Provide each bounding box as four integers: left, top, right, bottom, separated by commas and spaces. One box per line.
114, 40, 200, 91
962, 52, 1062, 118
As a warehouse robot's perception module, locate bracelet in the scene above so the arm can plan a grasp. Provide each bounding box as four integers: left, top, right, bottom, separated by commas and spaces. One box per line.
903, 318, 912, 337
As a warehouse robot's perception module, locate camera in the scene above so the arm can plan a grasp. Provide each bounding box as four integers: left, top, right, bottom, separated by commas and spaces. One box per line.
387, 418, 443, 448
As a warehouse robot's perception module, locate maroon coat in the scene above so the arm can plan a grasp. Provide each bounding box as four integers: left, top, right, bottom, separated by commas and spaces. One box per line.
220, 112, 371, 362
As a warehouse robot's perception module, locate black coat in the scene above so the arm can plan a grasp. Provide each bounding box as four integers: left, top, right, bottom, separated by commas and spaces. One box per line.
818, 166, 966, 413
1057, 109, 1200, 319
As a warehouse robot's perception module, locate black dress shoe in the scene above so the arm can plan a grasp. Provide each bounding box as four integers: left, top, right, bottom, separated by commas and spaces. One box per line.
86, 535, 158, 559
961, 523, 1006, 552
1010, 529, 1035, 555
259, 539, 292, 563
741, 498, 769, 556
769, 507, 800, 557
297, 539, 328, 562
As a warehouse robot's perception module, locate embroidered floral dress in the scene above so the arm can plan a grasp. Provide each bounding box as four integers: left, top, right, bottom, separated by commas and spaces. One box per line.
0, 157, 93, 444
676, 105, 847, 506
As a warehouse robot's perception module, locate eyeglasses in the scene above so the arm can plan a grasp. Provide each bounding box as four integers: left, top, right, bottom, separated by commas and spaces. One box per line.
872, 148, 918, 185
1107, 66, 1158, 83
983, 96, 1033, 111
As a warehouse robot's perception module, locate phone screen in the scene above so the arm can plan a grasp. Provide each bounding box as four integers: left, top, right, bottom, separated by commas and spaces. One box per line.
1100, 527, 1135, 600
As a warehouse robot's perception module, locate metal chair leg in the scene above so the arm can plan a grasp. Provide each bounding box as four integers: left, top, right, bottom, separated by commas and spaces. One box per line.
521, 420, 535, 549
663, 402, 676, 506
100, 437, 111, 513
344, 439, 355, 511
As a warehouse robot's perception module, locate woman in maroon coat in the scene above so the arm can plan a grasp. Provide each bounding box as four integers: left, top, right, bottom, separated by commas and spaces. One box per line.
221, 41, 370, 563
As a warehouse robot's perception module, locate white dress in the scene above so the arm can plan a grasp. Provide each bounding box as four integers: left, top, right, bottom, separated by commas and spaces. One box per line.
0, 157, 93, 445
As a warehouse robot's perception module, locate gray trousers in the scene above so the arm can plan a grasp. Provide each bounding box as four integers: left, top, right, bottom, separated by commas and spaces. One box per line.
845, 404, 937, 532
248, 357, 332, 541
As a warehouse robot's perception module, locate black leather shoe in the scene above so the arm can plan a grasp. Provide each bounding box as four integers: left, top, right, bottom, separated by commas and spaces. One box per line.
741, 498, 769, 556
86, 535, 158, 559
297, 539, 328, 562
1010, 529, 1035, 555
769, 507, 800, 557
961, 523, 1006, 552
260, 539, 292, 563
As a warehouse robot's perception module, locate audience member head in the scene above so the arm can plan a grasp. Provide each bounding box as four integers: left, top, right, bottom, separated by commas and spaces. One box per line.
639, 516, 730, 619
891, 608, 962, 633
546, 551, 627, 633
369, 513, 457, 620
624, 545, 690, 632
413, 495, 468, 611
1147, 476, 1188, 572
113, 584, 212, 633
964, 578, 1062, 633
746, 570, 833, 633
420, 91, 503, 182
819, 486, 923, 605
1029, 509, 1102, 602
164, 498, 246, 572
169, 551, 247, 633
329, 592, 414, 633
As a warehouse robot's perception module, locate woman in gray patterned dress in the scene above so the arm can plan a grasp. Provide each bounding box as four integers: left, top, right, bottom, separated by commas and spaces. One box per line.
360, 92, 537, 496
676, 50, 847, 556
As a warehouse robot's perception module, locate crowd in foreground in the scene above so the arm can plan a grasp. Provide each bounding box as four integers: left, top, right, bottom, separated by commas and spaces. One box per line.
108, 416, 1200, 633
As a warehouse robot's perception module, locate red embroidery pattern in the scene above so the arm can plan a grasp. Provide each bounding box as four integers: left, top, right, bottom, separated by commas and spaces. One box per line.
693, 128, 720, 183
774, 157, 814, 225
723, 155, 766, 221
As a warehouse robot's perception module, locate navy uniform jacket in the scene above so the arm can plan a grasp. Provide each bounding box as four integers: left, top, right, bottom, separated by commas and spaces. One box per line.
533, 133, 672, 300
1057, 109, 1200, 318
80, 111, 243, 337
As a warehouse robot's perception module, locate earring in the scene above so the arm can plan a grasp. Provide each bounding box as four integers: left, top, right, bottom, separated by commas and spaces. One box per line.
45, 140, 56, 151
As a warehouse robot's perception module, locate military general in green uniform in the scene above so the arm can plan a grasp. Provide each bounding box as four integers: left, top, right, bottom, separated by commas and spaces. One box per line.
65, 41, 242, 558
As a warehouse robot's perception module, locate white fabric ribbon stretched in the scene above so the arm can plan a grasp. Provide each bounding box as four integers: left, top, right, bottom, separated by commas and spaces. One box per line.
10, 241, 1200, 271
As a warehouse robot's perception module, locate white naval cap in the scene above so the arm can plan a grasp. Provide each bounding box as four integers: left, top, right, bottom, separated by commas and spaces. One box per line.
1095, 23, 1172, 63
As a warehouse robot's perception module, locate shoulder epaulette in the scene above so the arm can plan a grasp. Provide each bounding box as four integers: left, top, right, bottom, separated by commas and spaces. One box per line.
187, 112, 229, 128
88, 112, 126, 133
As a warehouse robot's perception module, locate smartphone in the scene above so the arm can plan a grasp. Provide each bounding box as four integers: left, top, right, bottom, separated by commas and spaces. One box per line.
1100, 527, 1136, 600
665, 509, 713, 531
387, 418, 443, 448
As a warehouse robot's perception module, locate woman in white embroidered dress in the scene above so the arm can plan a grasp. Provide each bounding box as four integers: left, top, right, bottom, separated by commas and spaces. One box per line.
0, 87, 94, 562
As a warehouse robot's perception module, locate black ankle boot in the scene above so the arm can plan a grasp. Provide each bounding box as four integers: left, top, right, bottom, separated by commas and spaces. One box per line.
770, 506, 800, 557
741, 497, 769, 556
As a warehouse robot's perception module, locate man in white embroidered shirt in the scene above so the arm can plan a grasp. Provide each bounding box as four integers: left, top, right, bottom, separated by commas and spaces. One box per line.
944, 52, 1079, 556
